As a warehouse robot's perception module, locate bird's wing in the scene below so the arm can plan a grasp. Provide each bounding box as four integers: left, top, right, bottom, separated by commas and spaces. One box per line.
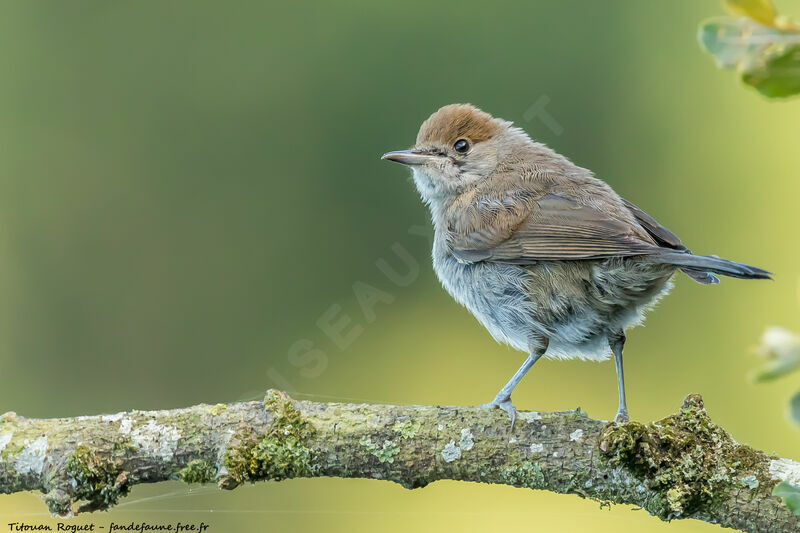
620, 198, 722, 283
448, 192, 662, 264
621, 198, 687, 251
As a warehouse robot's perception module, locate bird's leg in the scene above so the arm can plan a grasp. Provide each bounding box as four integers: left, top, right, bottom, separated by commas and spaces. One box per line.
609, 332, 629, 424
480, 340, 547, 428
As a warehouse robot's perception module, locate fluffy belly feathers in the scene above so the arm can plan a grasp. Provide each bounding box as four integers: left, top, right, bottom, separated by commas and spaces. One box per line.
433, 248, 674, 361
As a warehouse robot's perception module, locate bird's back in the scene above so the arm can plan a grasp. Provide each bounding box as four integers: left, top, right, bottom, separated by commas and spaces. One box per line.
432, 143, 678, 359
477, 141, 656, 245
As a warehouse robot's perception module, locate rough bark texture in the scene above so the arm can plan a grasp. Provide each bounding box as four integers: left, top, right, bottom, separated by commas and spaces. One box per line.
0, 390, 798, 532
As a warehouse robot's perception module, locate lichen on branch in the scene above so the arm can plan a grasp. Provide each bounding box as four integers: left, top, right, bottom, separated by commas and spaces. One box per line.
599, 394, 775, 522
0, 391, 798, 532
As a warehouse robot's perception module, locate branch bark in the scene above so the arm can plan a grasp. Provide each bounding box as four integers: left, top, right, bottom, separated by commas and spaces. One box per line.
0, 390, 798, 532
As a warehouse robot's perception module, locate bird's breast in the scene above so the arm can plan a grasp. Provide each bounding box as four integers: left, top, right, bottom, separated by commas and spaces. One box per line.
431, 236, 535, 352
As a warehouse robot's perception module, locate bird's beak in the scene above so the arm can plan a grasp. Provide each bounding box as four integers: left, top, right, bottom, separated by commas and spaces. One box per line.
381, 149, 439, 166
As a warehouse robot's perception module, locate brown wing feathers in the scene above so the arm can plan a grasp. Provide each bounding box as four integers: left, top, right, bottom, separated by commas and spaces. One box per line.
620, 199, 720, 283
449, 193, 661, 264
621, 199, 687, 251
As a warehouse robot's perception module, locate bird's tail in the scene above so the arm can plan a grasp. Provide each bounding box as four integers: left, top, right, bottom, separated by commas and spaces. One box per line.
645, 251, 772, 283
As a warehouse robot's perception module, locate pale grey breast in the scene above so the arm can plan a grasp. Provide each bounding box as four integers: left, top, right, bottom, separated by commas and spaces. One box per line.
432, 231, 676, 360
432, 233, 542, 353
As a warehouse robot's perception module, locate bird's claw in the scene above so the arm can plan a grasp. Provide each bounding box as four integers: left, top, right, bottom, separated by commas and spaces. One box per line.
479, 396, 517, 430
614, 409, 629, 424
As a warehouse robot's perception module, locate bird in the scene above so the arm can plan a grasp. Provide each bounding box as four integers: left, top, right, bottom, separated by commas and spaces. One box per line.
381, 103, 770, 426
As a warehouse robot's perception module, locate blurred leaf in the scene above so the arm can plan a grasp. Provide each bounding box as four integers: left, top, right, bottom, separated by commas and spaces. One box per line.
757, 326, 800, 359
752, 357, 800, 382
725, 0, 777, 27
699, 17, 782, 70
743, 44, 800, 97
751, 326, 800, 383
699, 16, 800, 98
773, 482, 800, 514
790, 390, 800, 425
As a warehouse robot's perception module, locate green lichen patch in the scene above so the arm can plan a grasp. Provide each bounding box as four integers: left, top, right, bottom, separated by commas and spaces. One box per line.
0, 411, 19, 425
392, 419, 421, 441
360, 436, 400, 463
598, 394, 772, 521
502, 461, 546, 489
563, 408, 589, 423
222, 431, 315, 486
0, 440, 25, 462
64, 444, 131, 513
111, 440, 137, 456
208, 403, 227, 416
740, 474, 760, 490
264, 389, 314, 441
178, 459, 217, 484
221, 390, 317, 487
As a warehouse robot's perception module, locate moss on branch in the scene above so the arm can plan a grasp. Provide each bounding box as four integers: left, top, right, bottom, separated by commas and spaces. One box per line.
599, 394, 776, 524
0, 391, 797, 532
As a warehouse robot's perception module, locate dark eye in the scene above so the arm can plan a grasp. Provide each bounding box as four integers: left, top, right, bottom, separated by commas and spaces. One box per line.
453, 139, 470, 153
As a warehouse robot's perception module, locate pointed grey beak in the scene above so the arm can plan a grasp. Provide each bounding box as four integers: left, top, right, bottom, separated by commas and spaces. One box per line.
381, 149, 440, 166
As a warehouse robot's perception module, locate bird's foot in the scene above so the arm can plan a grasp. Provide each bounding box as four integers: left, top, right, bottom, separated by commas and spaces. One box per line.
479, 395, 517, 430
614, 408, 629, 424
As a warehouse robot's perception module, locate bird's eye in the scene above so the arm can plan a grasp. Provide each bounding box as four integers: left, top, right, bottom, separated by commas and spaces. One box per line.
453, 139, 470, 153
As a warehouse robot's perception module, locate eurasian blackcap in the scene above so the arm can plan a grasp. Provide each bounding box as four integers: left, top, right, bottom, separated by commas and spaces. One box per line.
382, 103, 770, 425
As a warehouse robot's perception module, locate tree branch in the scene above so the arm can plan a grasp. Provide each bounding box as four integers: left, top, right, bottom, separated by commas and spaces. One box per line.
0, 390, 798, 531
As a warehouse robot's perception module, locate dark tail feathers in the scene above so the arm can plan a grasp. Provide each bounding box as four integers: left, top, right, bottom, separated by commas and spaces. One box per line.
646, 251, 772, 283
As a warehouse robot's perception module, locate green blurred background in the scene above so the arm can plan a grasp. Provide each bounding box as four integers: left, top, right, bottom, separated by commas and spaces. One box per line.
1, 1, 799, 531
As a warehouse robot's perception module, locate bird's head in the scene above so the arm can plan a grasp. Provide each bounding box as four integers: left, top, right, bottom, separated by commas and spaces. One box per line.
382, 104, 526, 204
